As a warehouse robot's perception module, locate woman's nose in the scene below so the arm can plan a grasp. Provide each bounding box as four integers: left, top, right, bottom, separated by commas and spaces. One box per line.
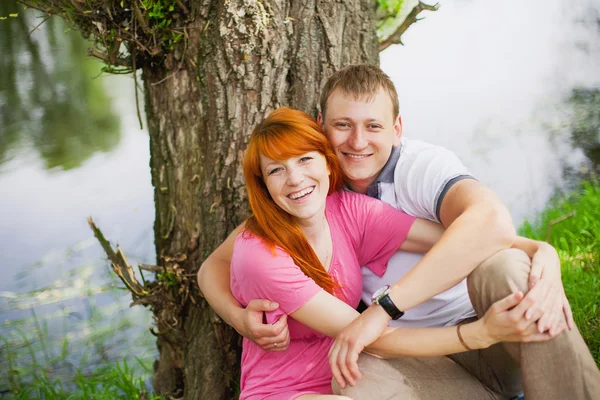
286, 167, 304, 186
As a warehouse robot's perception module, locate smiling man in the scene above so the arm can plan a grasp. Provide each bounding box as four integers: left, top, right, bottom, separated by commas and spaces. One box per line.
198, 65, 600, 399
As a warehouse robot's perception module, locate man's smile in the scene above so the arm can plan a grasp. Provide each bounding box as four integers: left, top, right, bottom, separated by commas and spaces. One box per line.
343, 152, 372, 159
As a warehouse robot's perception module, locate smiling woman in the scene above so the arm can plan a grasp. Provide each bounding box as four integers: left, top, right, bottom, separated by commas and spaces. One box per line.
260, 152, 331, 223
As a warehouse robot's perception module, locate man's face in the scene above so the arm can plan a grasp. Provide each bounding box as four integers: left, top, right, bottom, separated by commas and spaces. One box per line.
319, 88, 402, 193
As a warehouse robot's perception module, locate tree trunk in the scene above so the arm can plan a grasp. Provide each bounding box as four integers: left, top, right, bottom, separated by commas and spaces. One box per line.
142, 0, 379, 398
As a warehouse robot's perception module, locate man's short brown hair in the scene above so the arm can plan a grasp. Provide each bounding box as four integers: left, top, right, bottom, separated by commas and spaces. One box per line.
319, 64, 399, 120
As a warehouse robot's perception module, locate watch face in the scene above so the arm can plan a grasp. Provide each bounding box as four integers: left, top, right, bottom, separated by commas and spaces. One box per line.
371, 285, 390, 303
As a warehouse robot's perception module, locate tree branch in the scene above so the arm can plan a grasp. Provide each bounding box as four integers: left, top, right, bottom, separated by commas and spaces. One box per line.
87, 217, 147, 297
87, 47, 133, 68
16, 0, 53, 14
545, 211, 577, 242
379, 1, 439, 52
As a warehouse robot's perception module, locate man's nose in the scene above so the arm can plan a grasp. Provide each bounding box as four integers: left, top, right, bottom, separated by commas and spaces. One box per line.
348, 127, 368, 150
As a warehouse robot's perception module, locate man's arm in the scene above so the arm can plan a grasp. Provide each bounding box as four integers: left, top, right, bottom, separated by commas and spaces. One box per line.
389, 178, 516, 311
331, 179, 572, 386
197, 222, 290, 350
328, 179, 517, 384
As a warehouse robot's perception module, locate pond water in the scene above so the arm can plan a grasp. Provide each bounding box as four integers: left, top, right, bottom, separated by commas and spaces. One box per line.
0, 0, 599, 394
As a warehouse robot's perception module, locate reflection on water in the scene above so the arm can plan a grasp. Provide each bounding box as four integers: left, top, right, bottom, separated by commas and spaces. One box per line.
0, 1, 156, 394
0, 249, 156, 395
0, 1, 120, 170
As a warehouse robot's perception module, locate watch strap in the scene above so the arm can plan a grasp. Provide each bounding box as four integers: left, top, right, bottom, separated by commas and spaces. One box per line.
378, 293, 404, 320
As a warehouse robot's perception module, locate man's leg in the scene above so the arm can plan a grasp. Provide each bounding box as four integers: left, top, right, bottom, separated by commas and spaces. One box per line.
332, 353, 501, 400
448, 338, 523, 398
467, 248, 600, 400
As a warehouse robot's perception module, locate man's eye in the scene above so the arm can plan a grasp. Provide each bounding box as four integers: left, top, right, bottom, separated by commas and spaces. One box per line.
368, 124, 382, 130
336, 123, 350, 128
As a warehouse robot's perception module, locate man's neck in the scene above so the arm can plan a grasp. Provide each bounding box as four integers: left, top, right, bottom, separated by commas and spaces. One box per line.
346, 178, 374, 194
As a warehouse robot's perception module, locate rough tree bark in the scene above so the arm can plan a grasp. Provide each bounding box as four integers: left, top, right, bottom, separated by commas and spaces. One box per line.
141, 1, 379, 398
16, 0, 437, 396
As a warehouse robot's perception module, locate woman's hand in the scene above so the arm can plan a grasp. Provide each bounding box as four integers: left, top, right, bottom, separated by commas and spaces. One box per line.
479, 291, 554, 346
527, 241, 574, 335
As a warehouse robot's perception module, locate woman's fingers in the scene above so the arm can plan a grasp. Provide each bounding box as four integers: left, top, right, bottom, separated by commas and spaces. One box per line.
493, 291, 524, 313
328, 342, 346, 389
337, 346, 355, 387
535, 286, 557, 332
562, 292, 575, 330
523, 280, 550, 321
346, 342, 362, 384
529, 258, 544, 289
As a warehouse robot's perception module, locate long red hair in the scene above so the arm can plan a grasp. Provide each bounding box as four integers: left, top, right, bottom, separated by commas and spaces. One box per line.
243, 107, 343, 294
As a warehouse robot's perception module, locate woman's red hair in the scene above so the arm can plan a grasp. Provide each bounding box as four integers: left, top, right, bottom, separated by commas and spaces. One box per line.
243, 107, 343, 294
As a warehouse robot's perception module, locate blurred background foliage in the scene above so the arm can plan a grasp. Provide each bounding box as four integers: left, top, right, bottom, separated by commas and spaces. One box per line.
0, 1, 120, 171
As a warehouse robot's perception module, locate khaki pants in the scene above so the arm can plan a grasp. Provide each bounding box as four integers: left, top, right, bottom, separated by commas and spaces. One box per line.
334, 249, 600, 400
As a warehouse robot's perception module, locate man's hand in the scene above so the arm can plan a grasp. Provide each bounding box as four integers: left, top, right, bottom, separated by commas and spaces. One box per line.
236, 299, 290, 352
328, 305, 390, 389
526, 244, 574, 336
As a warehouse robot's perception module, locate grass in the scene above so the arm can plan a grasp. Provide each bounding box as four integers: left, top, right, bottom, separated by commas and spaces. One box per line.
6, 359, 162, 400
0, 247, 160, 399
519, 180, 600, 365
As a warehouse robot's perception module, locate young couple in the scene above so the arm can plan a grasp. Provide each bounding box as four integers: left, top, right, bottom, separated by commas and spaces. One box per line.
198, 65, 600, 400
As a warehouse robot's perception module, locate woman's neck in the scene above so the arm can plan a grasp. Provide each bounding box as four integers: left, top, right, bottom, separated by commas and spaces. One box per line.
297, 211, 333, 271
296, 209, 328, 244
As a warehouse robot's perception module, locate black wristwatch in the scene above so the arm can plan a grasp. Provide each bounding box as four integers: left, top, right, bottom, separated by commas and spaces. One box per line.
371, 285, 404, 320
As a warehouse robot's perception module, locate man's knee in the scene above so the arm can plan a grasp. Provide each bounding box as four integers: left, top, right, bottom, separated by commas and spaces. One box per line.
332, 353, 415, 399
468, 249, 531, 313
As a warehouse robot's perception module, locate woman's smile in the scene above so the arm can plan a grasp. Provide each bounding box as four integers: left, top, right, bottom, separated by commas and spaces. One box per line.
260, 152, 330, 224
287, 186, 315, 201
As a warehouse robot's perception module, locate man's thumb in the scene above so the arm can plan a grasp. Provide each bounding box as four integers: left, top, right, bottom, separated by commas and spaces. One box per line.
247, 299, 279, 311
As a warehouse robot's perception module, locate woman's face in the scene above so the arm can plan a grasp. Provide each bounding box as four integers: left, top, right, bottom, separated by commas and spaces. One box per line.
260, 151, 331, 223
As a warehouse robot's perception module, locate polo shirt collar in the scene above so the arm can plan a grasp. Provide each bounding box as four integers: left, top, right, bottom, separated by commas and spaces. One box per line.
366, 145, 401, 199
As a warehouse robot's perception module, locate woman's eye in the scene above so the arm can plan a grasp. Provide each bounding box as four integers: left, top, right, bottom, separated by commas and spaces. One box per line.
299, 156, 313, 163
268, 167, 282, 175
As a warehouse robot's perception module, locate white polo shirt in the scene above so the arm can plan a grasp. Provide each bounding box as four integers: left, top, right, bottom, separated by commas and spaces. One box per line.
362, 137, 477, 327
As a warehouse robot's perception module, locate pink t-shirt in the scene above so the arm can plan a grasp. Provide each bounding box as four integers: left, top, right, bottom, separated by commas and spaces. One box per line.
230, 190, 416, 400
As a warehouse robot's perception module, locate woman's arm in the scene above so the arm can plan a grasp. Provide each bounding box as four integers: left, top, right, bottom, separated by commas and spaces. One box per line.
292, 289, 551, 387
293, 289, 546, 352
198, 222, 290, 349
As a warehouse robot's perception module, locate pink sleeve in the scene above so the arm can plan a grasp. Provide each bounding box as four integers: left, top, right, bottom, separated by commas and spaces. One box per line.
340, 191, 416, 277
231, 234, 322, 316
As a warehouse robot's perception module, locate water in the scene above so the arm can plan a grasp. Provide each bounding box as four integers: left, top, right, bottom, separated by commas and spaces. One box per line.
0, 2, 156, 393
0, 0, 599, 394
382, 0, 600, 222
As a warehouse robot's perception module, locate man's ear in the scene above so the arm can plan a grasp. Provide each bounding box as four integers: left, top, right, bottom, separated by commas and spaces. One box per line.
317, 112, 324, 127
393, 115, 403, 146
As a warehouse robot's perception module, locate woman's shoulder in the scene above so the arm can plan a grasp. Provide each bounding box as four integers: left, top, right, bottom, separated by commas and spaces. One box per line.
330, 189, 382, 204
327, 189, 386, 218
233, 230, 291, 268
